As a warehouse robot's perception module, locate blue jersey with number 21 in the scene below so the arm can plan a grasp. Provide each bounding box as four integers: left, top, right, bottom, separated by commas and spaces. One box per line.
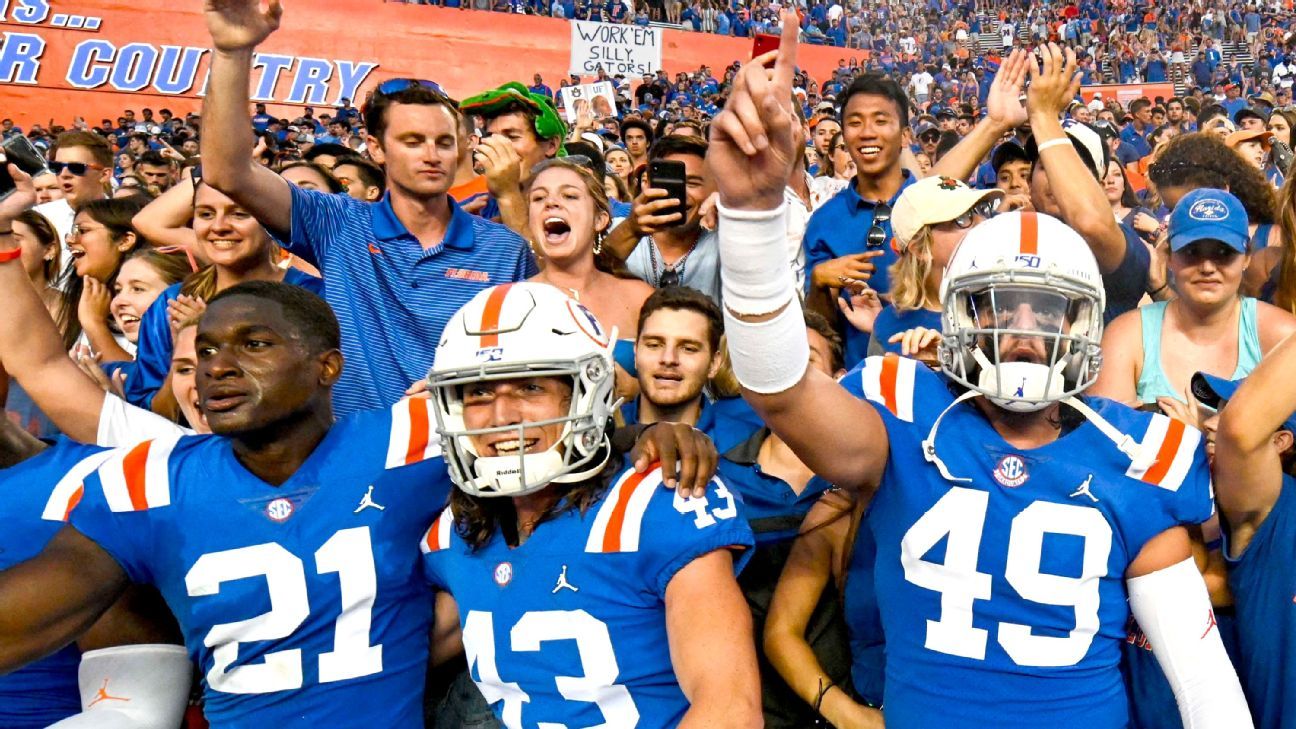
843, 355, 1214, 729
421, 462, 755, 729
69, 399, 450, 729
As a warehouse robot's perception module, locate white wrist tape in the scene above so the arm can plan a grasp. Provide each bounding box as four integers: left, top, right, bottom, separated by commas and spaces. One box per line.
717, 200, 798, 316
724, 302, 810, 395
1127, 557, 1254, 729
47, 644, 191, 729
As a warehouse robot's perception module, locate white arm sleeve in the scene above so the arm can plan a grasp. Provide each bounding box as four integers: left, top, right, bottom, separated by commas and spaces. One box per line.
96, 394, 193, 448
1127, 557, 1254, 729
46, 644, 191, 729
717, 200, 810, 395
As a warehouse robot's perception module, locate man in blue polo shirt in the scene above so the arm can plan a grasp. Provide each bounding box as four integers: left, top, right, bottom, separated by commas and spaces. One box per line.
199, 0, 536, 416
802, 73, 916, 368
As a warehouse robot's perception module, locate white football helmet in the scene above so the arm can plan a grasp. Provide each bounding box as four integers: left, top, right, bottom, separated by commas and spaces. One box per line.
427, 282, 618, 498
938, 211, 1105, 412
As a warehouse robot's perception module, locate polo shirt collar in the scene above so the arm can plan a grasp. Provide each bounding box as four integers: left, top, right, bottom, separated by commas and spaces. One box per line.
846, 168, 915, 210
370, 193, 477, 251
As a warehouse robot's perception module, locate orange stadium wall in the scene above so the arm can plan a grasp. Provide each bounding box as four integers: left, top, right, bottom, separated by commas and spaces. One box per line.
0, 0, 858, 126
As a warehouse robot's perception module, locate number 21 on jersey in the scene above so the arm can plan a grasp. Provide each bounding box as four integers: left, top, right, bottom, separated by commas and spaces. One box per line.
184, 526, 383, 694
901, 487, 1113, 667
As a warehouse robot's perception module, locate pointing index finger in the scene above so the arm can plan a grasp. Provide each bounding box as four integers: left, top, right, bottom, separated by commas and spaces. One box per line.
772, 9, 799, 93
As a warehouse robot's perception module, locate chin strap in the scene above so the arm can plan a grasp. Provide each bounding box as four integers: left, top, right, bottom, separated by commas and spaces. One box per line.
921, 392, 1142, 485
922, 389, 981, 484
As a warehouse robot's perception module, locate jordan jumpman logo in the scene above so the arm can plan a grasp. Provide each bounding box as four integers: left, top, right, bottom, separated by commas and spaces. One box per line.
1070, 474, 1099, 502
552, 565, 579, 594
88, 678, 130, 708
354, 485, 385, 513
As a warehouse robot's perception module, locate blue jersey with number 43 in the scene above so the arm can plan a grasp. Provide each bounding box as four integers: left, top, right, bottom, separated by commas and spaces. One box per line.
421, 462, 755, 729
843, 355, 1214, 729
69, 399, 450, 729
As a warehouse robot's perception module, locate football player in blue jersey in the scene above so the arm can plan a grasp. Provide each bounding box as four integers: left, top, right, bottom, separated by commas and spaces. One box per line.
421, 282, 762, 728
704, 15, 1252, 728
0, 164, 190, 729
1207, 336, 1296, 729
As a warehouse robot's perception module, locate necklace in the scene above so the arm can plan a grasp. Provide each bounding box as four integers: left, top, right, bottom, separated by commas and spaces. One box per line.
647, 238, 697, 288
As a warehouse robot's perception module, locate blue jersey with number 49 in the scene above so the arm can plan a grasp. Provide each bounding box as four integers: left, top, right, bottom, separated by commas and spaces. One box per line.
421, 463, 755, 729
68, 399, 450, 729
844, 355, 1214, 728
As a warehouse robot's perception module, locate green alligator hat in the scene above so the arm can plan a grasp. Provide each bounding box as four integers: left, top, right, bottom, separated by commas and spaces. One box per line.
460, 81, 568, 148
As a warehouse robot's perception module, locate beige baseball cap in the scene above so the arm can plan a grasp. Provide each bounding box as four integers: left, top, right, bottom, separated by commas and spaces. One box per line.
892, 176, 1005, 251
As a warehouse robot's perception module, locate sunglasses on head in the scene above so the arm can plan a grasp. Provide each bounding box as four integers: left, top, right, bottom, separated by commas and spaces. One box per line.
365, 78, 458, 113
50, 161, 104, 176
867, 203, 892, 249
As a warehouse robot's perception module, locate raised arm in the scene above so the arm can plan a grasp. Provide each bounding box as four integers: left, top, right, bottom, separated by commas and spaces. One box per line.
0, 165, 106, 443
199, 0, 293, 235
709, 13, 887, 493
0, 526, 129, 673
1215, 331, 1296, 548
132, 177, 199, 250
931, 49, 1029, 181
1027, 44, 1127, 274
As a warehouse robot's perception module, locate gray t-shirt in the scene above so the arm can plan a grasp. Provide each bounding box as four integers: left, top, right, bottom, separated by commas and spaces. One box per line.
625, 230, 721, 305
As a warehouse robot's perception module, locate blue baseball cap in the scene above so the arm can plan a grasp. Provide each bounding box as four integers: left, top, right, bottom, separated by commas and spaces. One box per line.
1191, 372, 1296, 434
1168, 188, 1250, 253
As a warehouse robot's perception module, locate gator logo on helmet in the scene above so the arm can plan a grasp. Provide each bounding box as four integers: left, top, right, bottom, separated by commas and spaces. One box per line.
937, 176, 963, 190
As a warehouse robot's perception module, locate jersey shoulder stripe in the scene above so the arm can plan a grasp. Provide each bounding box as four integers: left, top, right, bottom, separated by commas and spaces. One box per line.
860, 354, 917, 421
1125, 414, 1201, 492
386, 397, 442, 469
586, 466, 660, 553
421, 506, 456, 554
97, 436, 180, 512
41, 449, 117, 522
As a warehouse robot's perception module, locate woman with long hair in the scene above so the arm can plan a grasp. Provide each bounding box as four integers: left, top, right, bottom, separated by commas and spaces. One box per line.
1267, 108, 1296, 149
2, 210, 64, 438
1105, 159, 1159, 243
525, 158, 653, 398
127, 177, 322, 417
1093, 188, 1296, 409
60, 197, 149, 361
810, 131, 853, 209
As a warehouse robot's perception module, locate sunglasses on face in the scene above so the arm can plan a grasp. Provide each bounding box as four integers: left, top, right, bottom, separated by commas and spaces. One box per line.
867, 203, 892, 249
50, 161, 104, 176
946, 199, 1000, 229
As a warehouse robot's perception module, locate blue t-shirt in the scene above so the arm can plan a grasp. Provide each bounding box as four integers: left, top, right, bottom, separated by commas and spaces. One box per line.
0, 440, 114, 729
869, 306, 942, 356
124, 268, 323, 410
421, 463, 754, 728
803, 171, 917, 368
1103, 222, 1152, 324
842, 513, 885, 705
842, 354, 1215, 727
69, 401, 451, 729
286, 187, 537, 416
1225, 473, 1296, 729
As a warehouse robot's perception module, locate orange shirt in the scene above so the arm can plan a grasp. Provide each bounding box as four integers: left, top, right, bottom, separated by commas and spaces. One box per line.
449, 173, 490, 204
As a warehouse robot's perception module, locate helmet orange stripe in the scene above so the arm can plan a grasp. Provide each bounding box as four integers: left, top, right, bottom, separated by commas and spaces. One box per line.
1019, 212, 1038, 255
478, 283, 515, 347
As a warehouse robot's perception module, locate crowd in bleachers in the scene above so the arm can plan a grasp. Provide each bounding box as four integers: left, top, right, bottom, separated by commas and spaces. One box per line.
4, 2, 1296, 729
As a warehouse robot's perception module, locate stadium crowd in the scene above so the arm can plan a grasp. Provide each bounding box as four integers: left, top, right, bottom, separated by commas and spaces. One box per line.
3, 1, 1296, 728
